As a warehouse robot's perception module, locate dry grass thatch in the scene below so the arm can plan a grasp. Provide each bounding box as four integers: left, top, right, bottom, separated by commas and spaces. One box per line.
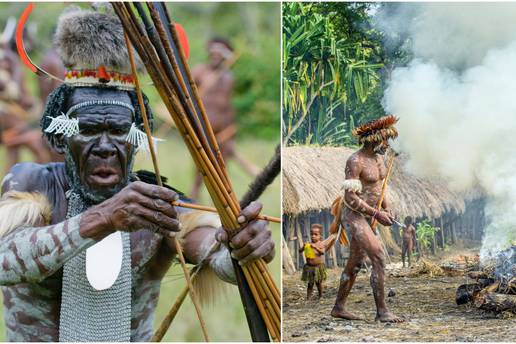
283, 146, 482, 219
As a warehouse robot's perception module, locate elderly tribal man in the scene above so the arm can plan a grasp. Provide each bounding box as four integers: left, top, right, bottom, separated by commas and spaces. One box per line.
0, 7, 275, 342
330, 115, 403, 323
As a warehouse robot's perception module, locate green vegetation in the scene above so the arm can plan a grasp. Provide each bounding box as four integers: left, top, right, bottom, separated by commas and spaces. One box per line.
282, 3, 412, 146
415, 219, 440, 254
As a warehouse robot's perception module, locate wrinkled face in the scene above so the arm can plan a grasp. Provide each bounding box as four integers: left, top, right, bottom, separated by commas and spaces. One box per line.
64, 88, 135, 202
207, 42, 230, 67
373, 139, 390, 155
310, 227, 321, 243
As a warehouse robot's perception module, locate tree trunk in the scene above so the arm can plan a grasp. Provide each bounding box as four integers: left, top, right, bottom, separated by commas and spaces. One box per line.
440, 217, 445, 249
450, 220, 457, 245
282, 234, 296, 275
296, 223, 306, 265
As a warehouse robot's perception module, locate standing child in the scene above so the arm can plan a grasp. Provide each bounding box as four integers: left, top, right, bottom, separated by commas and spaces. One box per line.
401, 216, 416, 267
299, 224, 332, 300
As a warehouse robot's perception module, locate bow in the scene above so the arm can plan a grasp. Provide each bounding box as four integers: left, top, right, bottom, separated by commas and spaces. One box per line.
112, 2, 280, 341
15, 3, 62, 82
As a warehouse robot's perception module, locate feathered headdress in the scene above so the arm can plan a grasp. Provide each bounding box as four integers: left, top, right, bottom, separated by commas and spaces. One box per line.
352, 115, 399, 144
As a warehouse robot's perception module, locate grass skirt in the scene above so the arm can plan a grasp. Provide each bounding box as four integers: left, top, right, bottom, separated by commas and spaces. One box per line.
301, 263, 327, 284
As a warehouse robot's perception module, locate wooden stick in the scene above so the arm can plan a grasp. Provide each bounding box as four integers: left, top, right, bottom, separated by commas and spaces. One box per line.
164, 7, 230, 184
370, 152, 396, 231
114, 4, 279, 340
173, 201, 280, 223
124, 31, 210, 342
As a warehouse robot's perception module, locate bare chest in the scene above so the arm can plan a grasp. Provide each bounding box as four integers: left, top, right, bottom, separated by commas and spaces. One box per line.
359, 157, 387, 184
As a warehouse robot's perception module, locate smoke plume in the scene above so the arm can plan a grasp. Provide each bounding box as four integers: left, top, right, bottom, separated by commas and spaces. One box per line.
378, 3, 516, 259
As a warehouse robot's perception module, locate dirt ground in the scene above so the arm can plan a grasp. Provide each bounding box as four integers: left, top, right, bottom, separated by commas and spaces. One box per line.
282, 251, 515, 342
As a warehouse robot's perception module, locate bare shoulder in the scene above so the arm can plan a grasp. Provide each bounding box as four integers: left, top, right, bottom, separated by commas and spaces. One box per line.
220, 70, 234, 82
192, 64, 209, 75
345, 151, 362, 174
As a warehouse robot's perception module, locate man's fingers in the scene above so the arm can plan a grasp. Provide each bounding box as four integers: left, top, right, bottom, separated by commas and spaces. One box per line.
235, 240, 275, 266
133, 204, 181, 232
263, 245, 275, 264
231, 223, 270, 258
230, 220, 267, 249
131, 181, 179, 203
237, 201, 263, 224
131, 216, 172, 236
137, 194, 177, 218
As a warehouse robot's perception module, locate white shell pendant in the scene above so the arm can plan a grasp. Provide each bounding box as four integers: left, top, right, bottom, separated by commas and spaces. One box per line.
86, 231, 123, 290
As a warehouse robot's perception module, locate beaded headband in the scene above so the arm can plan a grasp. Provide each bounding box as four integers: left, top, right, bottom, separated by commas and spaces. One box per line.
64, 66, 136, 91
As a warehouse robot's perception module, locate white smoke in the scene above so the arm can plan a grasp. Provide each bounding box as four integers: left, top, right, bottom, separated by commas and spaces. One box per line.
379, 3, 516, 259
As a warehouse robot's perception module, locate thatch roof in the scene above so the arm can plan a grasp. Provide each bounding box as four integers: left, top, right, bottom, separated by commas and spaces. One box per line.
283, 146, 482, 219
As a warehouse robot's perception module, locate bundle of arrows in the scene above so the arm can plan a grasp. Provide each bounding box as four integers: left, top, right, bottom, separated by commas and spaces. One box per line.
112, 2, 280, 342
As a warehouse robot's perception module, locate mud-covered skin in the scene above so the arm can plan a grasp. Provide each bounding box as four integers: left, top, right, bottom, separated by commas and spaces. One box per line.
0, 163, 171, 341
402, 223, 416, 267
331, 141, 403, 323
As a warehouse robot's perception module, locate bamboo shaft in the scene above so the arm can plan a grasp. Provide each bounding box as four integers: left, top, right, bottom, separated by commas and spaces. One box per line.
241, 265, 278, 341
124, 29, 210, 342
146, 3, 233, 196
113, 3, 279, 340
256, 260, 281, 305
249, 263, 280, 317
120, 3, 240, 228
163, 6, 230, 184
151, 274, 190, 342
173, 239, 210, 341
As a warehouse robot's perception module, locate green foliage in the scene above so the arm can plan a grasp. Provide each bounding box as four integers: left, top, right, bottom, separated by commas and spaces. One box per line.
416, 219, 440, 252
282, 3, 416, 147
283, 2, 383, 146
232, 36, 280, 139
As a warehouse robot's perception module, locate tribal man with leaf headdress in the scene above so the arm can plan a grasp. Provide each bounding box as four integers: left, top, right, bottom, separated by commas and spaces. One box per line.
0, 6, 275, 341
330, 115, 404, 323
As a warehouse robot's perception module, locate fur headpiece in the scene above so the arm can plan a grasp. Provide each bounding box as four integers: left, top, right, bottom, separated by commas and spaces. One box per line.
54, 5, 135, 90
352, 115, 399, 144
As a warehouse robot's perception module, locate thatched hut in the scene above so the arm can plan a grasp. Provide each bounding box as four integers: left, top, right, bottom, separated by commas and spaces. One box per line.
283, 146, 485, 270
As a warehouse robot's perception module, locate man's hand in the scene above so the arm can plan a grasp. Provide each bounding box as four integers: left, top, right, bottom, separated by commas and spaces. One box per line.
82, 181, 180, 240
216, 201, 275, 266
375, 210, 394, 226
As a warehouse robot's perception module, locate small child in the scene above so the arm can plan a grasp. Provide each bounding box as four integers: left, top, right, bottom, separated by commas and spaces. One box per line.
401, 216, 416, 267
299, 224, 328, 300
